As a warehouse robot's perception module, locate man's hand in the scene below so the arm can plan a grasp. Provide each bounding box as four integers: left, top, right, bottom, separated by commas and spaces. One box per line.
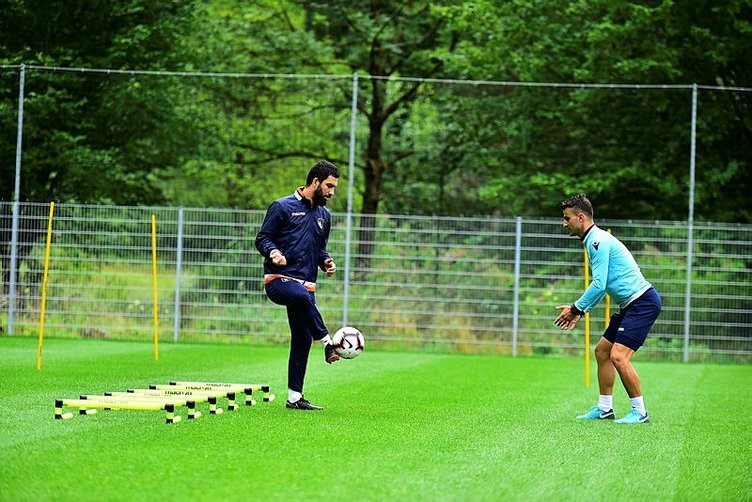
270, 249, 287, 266
554, 305, 581, 330
324, 258, 336, 277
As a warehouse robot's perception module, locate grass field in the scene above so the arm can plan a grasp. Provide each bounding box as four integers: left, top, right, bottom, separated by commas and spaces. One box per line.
1, 336, 750, 501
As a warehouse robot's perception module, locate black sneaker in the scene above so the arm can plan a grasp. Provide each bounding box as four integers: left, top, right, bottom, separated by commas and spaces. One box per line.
285, 398, 323, 410
324, 343, 340, 364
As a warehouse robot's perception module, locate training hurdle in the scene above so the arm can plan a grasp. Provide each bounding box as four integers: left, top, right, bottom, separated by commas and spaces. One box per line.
80, 394, 203, 419
168, 381, 276, 404
114, 388, 235, 413
148, 384, 251, 407
55, 398, 185, 424
149, 383, 257, 406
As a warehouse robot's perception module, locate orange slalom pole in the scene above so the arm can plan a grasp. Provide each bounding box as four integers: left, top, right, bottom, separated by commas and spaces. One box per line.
151, 214, 159, 361
37, 202, 55, 370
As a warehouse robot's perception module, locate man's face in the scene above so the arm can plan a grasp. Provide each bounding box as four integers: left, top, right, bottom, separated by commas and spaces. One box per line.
313, 175, 338, 206
562, 207, 586, 238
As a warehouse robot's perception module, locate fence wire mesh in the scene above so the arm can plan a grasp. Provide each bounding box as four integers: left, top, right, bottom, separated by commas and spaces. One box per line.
2, 69, 751, 363
2, 202, 750, 363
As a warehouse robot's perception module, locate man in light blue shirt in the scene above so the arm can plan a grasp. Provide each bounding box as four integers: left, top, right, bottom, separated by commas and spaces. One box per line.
554, 194, 662, 424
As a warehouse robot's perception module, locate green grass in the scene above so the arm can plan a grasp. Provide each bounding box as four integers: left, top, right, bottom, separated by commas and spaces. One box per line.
1, 336, 750, 501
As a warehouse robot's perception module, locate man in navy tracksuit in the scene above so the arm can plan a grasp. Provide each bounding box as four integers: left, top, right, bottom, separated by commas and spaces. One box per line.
255, 160, 341, 410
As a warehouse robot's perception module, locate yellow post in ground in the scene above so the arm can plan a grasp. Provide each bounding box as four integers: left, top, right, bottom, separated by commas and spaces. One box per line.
37, 202, 55, 370
605, 229, 612, 327
583, 249, 590, 388
151, 214, 159, 361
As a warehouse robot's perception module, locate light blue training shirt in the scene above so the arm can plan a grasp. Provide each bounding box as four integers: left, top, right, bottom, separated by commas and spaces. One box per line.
574, 225, 652, 312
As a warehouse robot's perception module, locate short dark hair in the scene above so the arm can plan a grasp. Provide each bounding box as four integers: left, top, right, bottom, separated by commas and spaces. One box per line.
560, 193, 593, 219
307, 160, 340, 185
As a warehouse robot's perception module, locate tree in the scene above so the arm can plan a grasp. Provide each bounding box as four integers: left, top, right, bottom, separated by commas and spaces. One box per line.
1, 0, 749, 225
435, 0, 751, 222
0, 0, 205, 295
0, 0, 205, 204
153, 0, 357, 211
300, 1, 465, 271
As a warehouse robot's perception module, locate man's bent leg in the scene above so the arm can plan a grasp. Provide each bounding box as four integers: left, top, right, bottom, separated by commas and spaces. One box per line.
301, 290, 328, 341
610, 289, 660, 399
265, 279, 316, 393
577, 336, 618, 419
612, 342, 649, 423
286, 303, 313, 394
594, 337, 616, 395
610, 342, 641, 398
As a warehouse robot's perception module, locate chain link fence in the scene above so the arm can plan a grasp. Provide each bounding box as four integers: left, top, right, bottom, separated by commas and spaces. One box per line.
2, 202, 750, 363
2, 68, 750, 362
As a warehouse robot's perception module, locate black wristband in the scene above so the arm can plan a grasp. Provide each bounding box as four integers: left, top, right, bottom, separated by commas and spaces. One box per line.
570, 304, 585, 316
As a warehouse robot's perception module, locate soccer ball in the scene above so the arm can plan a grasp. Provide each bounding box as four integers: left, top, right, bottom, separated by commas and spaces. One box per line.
332, 326, 365, 359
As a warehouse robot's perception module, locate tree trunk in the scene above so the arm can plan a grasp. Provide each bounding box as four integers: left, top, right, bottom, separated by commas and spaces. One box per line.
356, 79, 387, 275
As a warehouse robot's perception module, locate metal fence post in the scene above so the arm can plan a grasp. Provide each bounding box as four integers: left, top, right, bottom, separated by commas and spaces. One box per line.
172, 207, 184, 342
683, 84, 698, 363
8, 64, 26, 336
342, 73, 359, 326
512, 216, 522, 356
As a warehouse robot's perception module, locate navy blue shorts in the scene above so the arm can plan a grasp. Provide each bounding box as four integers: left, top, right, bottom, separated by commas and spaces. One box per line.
602, 287, 662, 351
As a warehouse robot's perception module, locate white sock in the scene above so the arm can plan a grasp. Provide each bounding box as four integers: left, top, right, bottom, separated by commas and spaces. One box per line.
630, 396, 646, 415
288, 389, 302, 403
598, 395, 613, 412
320, 334, 332, 346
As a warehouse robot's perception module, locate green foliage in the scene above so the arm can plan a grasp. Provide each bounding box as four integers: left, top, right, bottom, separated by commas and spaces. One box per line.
0, 0, 749, 223
430, 0, 751, 221
0, 0, 205, 204
302, 0, 463, 215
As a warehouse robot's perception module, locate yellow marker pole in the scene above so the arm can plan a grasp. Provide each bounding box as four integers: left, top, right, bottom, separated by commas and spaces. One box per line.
37, 202, 55, 370
605, 229, 612, 328
583, 249, 590, 388
151, 214, 159, 361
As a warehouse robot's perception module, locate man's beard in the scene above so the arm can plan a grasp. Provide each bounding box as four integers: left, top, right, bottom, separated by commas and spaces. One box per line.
313, 189, 329, 206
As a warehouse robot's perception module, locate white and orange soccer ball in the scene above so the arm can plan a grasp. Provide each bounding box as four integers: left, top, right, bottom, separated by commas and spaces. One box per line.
332, 326, 365, 359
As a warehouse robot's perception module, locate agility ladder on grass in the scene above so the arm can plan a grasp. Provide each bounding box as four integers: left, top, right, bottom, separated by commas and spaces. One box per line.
55, 381, 274, 424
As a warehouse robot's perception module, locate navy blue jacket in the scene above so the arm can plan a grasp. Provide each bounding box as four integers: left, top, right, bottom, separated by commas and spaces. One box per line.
255, 189, 332, 283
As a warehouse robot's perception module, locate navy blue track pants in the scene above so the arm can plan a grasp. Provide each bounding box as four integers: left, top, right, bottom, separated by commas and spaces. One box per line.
264, 277, 328, 393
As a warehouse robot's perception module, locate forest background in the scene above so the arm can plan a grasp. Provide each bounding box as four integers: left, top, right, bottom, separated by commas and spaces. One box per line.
0, 0, 750, 223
